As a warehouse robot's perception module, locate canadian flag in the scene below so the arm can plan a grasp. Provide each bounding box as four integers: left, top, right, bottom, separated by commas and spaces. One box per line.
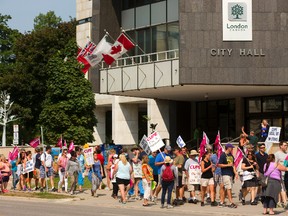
103, 33, 135, 65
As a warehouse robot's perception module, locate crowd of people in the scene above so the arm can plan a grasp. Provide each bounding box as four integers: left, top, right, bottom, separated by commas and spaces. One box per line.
0, 124, 288, 214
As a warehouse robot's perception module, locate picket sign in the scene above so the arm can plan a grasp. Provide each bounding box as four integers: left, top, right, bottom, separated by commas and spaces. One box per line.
265, 126, 281, 153
146, 131, 165, 152
139, 135, 152, 155
176, 135, 186, 148
83, 147, 94, 166
23, 160, 34, 174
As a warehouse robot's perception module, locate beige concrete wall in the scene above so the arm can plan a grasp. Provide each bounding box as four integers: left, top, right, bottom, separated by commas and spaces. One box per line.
112, 96, 139, 145
76, 0, 92, 21
147, 99, 170, 140
0, 146, 34, 158
92, 107, 106, 145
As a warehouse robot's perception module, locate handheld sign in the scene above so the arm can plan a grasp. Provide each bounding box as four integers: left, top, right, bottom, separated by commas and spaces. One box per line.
188, 163, 201, 184
146, 131, 165, 152
176, 135, 186, 148
266, 127, 281, 142
23, 160, 34, 174
83, 147, 94, 166
139, 135, 152, 155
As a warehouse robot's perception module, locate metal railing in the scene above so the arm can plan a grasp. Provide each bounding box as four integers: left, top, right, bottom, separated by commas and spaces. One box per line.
100, 49, 179, 69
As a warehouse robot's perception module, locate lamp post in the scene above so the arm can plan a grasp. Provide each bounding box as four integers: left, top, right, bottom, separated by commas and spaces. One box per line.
0, 91, 17, 147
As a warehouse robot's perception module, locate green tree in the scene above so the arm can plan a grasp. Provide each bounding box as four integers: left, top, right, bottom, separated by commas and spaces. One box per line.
33, 11, 62, 31
0, 12, 77, 143
39, 40, 97, 145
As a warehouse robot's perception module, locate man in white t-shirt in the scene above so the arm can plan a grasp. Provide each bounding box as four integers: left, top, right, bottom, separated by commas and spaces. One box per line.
40, 145, 57, 192
275, 142, 288, 208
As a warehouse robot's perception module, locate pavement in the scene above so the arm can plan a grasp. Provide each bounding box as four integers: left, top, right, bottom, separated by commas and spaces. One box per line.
1, 183, 287, 216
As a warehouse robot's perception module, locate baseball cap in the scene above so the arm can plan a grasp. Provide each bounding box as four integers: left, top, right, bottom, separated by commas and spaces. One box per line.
225, 143, 235, 149
165, 145, 172, 151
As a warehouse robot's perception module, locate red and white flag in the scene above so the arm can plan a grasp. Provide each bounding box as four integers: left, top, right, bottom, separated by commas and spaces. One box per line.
214, 131, 223, 159
77, 41, 97, 59
29, 137, 40, 148
68, 141, 75, 153
103, 33, 135, 65
86, 35, 112, 66
198, 132, 209, 162
77, 47, 91, 74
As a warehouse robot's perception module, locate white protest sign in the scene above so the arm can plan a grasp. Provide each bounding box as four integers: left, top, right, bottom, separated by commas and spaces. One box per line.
83, 147, 94, 166
265, 126, 281, 153
132, 163, 143, 178
266, 127, 281, 142
188, 163, 201, 185
176, 135, 186, 148
146, 131, 165, 152
23, 160, 34, 174
139, 135, 152, 155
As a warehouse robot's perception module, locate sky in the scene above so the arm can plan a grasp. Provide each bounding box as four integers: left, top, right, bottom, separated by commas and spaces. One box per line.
0, 0, 76, 33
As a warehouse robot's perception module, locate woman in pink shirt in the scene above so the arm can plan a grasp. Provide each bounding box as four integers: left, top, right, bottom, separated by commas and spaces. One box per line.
262, 154, 288, 215
58, 150, 68, 193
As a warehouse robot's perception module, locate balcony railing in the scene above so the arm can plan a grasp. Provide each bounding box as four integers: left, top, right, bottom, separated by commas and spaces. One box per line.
100, 49, 179, 69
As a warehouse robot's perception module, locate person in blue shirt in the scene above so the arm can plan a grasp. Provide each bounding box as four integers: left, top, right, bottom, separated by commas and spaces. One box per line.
153, 145, 171, 200
11, 158, 19, 190
75, 146, 85, 193
211, 149, 224, 206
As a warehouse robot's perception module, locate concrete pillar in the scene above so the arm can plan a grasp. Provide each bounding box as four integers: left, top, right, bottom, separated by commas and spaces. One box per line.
93, 107, 106, 145
112, 96, 138, 145
147, 99, 170, 141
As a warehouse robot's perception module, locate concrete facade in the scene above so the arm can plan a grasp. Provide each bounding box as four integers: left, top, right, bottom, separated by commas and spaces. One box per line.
179, 0, 288, 85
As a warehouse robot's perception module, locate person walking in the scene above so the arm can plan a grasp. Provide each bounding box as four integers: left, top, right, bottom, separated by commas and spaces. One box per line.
57, 149, 68, 193
200, 151, 218, 206
142, 155, 154, 206
65, 151, 81, 195
218, 143, 238, 208
160, 156, 177, 209
114, 154, 132, 204
261, 154, 288, 215
91, 152, 103, 197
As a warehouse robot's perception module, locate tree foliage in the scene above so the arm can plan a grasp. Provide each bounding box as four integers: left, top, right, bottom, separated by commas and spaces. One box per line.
39, 40, 97, 145
0, 11, 97, 145
33, 11, 62, 31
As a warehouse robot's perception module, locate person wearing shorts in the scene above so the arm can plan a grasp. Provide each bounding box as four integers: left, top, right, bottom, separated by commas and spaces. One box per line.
211, 149, 224, 203
173, 147, 185, 204
218, 144, 238, 208
200, 151, 218, 206
40, 145, 56, 192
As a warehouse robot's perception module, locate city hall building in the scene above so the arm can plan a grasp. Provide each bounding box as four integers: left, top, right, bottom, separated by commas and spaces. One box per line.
76, 0, 288, 146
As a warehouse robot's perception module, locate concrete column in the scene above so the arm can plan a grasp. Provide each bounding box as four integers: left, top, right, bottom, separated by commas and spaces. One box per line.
147, 99, 170, 141
235, 97, 245, 135
93, 107, 106, 145
112, 97, 139, 145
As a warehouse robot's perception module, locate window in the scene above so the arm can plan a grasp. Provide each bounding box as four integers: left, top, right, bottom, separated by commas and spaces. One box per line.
263, 96, 282, 112
248, 98, 261, 113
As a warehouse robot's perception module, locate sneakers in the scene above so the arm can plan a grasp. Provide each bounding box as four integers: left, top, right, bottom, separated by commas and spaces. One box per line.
40, 188, 44, 192
91, 189, 95, 196
218, 202, 225, 208
206, 197, 211, 203
167, 204, 174, 209
51, 187, 57, 192
2, 189, 9, 193
160, 204, 165, 209
250, 200, 258, 205
201, 202, 205, 207
227, 203, 237, 208
241, 198, 245, 205
211, 201, 218, 207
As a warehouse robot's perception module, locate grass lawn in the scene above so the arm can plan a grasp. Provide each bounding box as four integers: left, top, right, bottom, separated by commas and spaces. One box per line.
2, 192, 74, 199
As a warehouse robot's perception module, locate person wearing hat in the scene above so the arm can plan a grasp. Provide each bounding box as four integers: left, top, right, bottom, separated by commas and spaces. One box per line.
173, 147, 185, 205
218, 143, 238, 208
184, 150, 201, 204
153, 145, 172, 200
160, 156, 177, 209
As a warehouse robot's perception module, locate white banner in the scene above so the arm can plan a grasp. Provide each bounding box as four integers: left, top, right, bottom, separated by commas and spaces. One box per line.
222, 0, 252, 41
23, 160, 34, 174
139, 135, 152, 155
83, 147, 94, 166
176, 135, 186, 148
188, 163, 201, 185
146, 131, 165, 152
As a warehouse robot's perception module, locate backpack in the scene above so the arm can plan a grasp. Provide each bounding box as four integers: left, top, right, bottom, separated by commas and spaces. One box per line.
162, 164, 174, 181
